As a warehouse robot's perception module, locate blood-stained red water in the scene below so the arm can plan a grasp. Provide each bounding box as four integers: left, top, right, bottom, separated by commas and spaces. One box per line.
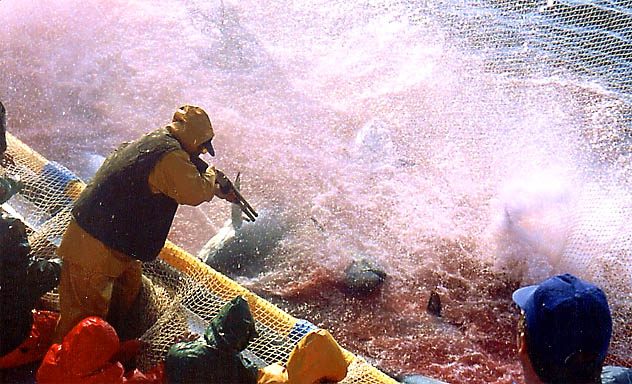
1, 0, 631, 383
257, 238, 525, 383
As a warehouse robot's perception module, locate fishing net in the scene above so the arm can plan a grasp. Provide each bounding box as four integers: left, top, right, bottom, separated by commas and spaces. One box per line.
495, 176, 632, 361
432, 0, 632, 363
2, 0, 632, 380
1, 132, 396, 383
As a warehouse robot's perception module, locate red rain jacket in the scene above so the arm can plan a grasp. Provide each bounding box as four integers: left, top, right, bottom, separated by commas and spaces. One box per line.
36, 316, 164, 384
0, 310, 58, 369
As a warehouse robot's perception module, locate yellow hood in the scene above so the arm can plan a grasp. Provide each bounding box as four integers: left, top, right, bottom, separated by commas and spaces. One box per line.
166, 105, 214, 154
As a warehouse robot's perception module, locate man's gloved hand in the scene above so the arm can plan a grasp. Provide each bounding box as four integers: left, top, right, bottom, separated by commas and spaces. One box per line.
212, 168, 238, 203
210, 169, 258, 221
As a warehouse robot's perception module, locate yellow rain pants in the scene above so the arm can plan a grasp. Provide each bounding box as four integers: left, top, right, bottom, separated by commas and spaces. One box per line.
53, 220, 142, 343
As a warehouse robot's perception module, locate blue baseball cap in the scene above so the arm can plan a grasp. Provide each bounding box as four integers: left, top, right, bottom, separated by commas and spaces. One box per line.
512, 273, 612, 376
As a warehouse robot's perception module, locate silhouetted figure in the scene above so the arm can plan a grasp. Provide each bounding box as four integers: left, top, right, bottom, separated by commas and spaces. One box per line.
0, 213, 61, 357
0, 101, 22, 204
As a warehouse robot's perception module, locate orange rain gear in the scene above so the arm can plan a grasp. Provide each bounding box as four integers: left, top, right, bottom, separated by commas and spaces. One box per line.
37, 316, 164, 384
0, 310, 58, 369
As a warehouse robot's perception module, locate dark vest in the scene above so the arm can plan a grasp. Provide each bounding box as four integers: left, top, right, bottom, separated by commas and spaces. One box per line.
72, 128, 181, 262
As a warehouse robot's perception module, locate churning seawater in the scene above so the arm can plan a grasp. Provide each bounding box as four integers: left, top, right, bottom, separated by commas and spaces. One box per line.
2, 0, 632, 382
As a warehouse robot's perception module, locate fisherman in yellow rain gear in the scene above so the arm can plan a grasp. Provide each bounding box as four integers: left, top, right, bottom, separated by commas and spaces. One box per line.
54, 105, 238, 341
166, 296, 351, 384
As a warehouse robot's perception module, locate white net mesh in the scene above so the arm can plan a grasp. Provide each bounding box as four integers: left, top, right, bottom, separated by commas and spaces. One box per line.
1, 132, 397, 383
557, 183, 632, 359
445, 0, 632, 364
2, 0, 632, 381
438, 0, 632, 365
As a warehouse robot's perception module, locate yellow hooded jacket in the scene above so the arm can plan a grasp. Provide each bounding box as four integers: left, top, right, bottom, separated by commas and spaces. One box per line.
257, 329, 351, 384
54, 105, 222, 342
149, 105, 219, 205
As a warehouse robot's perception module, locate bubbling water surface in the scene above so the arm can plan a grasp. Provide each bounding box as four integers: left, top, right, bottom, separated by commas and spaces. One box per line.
2, 0, 631, 382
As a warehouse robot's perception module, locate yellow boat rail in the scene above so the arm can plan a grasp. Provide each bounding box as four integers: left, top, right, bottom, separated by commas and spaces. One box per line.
3, 132, 398, 384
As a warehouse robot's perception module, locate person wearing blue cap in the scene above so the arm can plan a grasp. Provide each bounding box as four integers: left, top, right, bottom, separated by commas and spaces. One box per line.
512, 273, 632, 384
